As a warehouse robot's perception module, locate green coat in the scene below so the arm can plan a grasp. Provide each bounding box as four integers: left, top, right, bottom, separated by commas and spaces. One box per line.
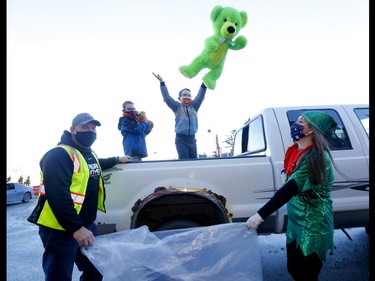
286, 150, 335, 262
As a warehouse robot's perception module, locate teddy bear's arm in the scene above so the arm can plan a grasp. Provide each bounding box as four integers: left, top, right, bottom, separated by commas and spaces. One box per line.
204, 36, 220, 52
228, 35, 248, 51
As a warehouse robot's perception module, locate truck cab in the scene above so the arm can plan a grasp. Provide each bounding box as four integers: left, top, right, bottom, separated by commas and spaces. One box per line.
232, 104, 369, 233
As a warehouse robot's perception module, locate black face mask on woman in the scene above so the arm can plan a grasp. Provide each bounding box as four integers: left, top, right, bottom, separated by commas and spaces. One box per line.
75, 131, 97, 147
290, 123, 306, 142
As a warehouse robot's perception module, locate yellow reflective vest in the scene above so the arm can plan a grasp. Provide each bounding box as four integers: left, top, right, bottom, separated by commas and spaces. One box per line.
33, 145, 106, 231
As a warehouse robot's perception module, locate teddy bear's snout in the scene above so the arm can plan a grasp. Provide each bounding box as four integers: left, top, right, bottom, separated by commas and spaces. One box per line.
227, 26, 235, 34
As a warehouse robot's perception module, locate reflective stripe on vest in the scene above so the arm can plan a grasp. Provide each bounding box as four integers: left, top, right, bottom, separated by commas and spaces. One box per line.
39, 184, 85, 206
65, 145, 81, 173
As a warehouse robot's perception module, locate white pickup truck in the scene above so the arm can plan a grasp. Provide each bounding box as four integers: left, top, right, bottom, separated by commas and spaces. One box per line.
96, 104, 369, 235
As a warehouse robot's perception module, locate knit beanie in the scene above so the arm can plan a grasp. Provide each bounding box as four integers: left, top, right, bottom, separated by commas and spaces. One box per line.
302, 111, 337, 133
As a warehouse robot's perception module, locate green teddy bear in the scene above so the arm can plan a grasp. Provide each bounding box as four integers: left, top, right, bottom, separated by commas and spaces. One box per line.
179, 5, 248, 90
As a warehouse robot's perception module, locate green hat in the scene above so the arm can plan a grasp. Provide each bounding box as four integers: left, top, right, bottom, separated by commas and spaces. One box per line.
302, 111, 337, 133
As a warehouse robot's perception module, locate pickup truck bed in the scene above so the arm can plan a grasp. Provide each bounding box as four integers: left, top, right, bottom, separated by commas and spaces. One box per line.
97, 104, 369, 235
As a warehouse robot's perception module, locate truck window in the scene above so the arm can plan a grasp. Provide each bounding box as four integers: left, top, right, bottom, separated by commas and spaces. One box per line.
247, 116, 266, 153
233, 115, 266, 155
354, 108, 369, 137
286, 109, 352, 151
233, 125, 245, 155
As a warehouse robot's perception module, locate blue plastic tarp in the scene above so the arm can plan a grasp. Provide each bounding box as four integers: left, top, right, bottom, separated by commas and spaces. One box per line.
81, 222, 263, 281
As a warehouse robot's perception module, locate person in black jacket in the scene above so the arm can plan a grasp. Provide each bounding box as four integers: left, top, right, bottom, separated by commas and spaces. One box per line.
28, 112, 132, 281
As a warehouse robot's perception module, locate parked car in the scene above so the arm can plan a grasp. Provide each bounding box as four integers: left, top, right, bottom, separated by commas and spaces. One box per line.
6, 182, 33, 204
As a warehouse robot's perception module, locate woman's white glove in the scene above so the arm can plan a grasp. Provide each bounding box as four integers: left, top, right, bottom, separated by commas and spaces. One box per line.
245, 213, 264, 230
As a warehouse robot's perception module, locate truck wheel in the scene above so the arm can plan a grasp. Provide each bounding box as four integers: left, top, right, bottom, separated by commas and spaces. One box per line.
156, 219, 200, 231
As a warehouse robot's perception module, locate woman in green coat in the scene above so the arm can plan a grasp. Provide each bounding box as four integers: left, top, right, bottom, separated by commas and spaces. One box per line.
246, 111, 337, 281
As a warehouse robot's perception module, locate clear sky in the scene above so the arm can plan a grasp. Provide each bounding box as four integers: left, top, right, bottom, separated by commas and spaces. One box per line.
7, 0, 369, 186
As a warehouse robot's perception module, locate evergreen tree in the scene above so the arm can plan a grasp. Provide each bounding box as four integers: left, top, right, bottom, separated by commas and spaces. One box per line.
24, 176, 31, 186
18, 175, 24, 184
223, 130, 236, 156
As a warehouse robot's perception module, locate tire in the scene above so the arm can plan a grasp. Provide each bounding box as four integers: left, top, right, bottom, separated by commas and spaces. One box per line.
156, 219, 200, 231
22, 192, 32, 203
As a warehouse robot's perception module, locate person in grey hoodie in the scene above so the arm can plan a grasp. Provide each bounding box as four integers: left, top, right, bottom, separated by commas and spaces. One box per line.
153, 72, 207, 159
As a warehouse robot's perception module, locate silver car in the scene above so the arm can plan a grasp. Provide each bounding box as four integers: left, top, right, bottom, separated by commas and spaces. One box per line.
6, 182, 33, 204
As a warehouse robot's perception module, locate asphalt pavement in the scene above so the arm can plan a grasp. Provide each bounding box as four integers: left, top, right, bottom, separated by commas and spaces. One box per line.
6, 200, 370, 281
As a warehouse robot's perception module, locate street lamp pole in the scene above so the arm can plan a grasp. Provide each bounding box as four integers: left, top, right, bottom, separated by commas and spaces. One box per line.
215, 133, 222, 157
208, 124, 222, 158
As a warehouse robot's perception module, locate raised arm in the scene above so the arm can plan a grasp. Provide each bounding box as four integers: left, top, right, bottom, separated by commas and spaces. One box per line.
152, 72, 163, 82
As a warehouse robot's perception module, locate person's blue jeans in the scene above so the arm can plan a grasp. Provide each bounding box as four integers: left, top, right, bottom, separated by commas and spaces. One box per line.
38, 223, 102, 281
175, 134, 197, 159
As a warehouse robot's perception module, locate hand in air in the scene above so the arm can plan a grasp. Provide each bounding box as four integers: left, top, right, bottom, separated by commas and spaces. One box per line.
152, 72, 163, 82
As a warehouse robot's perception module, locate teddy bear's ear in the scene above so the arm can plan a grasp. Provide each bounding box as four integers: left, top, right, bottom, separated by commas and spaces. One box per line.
210, 5, 223, 22
240, 11, 248, 28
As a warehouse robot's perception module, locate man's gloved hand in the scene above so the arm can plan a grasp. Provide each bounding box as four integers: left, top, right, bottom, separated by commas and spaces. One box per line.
245, 213, 264, 230
118, 155, 133, 163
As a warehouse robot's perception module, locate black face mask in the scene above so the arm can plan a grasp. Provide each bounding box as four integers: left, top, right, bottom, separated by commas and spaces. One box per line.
290, 123, 306, 142
75, 131, 97, 147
